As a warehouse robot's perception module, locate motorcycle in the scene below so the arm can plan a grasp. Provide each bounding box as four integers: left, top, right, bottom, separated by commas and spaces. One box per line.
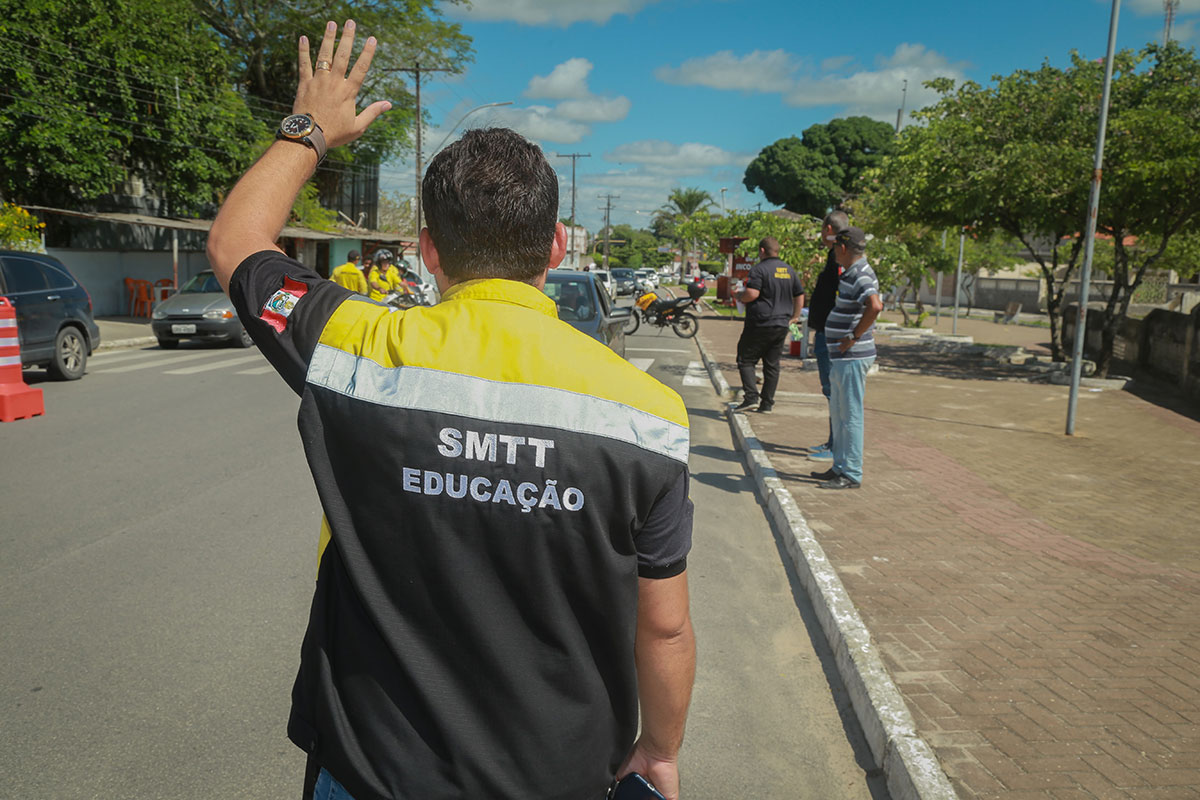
383, 277, 438, 310
624, 290, 699, 338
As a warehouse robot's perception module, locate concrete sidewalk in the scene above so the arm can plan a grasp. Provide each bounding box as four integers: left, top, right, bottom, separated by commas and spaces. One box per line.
94, 316, 156, 350
699, 313, 1200, 799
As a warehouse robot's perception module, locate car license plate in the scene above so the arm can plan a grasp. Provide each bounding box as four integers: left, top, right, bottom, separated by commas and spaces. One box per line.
171, 324, 197, 334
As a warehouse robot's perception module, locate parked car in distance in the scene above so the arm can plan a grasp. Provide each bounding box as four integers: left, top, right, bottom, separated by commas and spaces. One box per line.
610, 267, 637, 296
591, 269, 616, 299
544, 270, 630, 357
635, 268, 659, 290
151, 270, 253, 348
0, 250, 100, 380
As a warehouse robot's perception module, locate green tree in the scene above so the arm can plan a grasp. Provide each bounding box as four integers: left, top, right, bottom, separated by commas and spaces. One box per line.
743, 117, 895, 217
677, 210, 825, 288
193, 0, 474, 202
0, 0, 263, 214
655, 188, 716, 276
0, 203, 44, 251
878, 44, 1200, 373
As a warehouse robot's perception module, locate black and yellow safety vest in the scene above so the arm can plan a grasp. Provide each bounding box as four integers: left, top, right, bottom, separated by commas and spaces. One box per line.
230, 251, 692, 800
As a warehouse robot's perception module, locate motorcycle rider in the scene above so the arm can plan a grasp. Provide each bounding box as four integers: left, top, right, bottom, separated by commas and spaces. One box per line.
367, 248, 406, 301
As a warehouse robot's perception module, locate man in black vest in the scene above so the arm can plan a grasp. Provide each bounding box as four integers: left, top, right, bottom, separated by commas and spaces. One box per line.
734, 237, 805, 412
804, 210, 850, 460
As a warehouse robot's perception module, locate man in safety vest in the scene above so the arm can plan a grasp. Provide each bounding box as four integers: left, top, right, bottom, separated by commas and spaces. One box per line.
366, 248, 405, 301
329, 249, 367, 293
205, 21, 694, 800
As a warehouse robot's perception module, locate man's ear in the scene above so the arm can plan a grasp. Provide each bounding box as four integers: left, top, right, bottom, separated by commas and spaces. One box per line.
421, 228, 452, 291
549, 222, 568, 269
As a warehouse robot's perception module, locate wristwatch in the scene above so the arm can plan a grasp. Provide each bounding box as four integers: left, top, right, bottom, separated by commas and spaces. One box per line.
276, 113, 327, 164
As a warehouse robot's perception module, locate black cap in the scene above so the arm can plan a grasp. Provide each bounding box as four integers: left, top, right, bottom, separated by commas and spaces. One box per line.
835, 226, 867, 249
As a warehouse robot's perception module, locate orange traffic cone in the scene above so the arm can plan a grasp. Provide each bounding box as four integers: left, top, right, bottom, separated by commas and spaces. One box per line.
0, 296, 44, 422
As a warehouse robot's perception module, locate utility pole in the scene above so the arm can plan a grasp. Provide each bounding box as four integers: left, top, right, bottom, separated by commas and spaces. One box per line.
598, 194, 619, 269
720, 187, 727, 213
895, 79, 908, 133
1164, 0, 1179, 44
397, 62, 452, 279
556, 153, 590, 268
171, 77, 181, 290
1067, 0, 1121, 436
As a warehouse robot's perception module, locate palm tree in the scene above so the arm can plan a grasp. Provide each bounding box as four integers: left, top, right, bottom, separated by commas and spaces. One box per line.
655, 188, 716, 278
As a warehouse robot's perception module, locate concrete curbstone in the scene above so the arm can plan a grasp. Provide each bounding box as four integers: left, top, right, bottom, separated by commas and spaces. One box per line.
700, 335, 959, 800
97, 336, 158, 351
694, 336, 732, 399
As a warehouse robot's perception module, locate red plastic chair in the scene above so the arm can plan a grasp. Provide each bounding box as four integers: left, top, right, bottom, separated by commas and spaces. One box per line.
154, 278, 175, 302
131, 279, 154, 318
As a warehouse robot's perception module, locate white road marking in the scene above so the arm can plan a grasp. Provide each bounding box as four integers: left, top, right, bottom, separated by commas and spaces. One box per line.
89, 349, 161, 364
629, 358, 654, 372
91, 352, 230, 374
163, 354, 265, 375
625, 346, 691, 354
683, 361, 709, 387
236, 365, 277, 375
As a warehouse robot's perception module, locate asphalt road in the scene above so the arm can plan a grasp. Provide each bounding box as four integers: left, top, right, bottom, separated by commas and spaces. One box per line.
0, 317, 886, 799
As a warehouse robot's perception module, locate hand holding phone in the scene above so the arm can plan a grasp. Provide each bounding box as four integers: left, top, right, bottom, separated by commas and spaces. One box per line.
610, 773, 667, 800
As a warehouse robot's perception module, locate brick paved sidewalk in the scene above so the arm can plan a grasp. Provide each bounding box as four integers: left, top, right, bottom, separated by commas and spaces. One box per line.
700, 313, 1200, 799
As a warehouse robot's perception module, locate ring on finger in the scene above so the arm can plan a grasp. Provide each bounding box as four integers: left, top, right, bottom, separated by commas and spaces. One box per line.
315, 60, 333, 71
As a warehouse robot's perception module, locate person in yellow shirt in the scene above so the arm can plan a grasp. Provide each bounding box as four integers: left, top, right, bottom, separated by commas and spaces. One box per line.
329, 250, 368, 294
367, 249, 406, 301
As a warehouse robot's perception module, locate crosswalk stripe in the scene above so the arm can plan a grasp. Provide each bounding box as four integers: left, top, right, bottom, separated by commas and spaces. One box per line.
163, 354, 265, 375
91, 352, 231, 374
90, 349, 162, 364
682, 361, 709, 387
236, 365, 277, 375
629, 358, 654, 372
626, 347, 691, 354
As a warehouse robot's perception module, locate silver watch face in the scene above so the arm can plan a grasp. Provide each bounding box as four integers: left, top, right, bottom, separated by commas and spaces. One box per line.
280, 114, 314, 138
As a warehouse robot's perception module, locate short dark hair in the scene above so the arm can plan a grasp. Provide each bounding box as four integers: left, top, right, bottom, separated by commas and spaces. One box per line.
346, 249, 360, 262
759, 236, 781, 257
422, 128, 559, 282
823, 210, 849, 233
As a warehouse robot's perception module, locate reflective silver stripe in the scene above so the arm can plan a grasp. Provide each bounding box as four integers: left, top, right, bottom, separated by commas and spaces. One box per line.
0, 337, 18, 348
306, 344, 689, 463
0, 355, 21, 366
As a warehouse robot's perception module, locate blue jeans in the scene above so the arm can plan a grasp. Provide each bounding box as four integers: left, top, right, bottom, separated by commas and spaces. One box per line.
313, 769, 356, 800
829, 356, 875, 484
813, 332, 832, 447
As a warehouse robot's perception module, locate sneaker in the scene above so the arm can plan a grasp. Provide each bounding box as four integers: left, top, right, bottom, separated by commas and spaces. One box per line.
810, 468, 840, 480
818, 475, 861, 490
807, 444, 833, 461
733, 397, 758, 411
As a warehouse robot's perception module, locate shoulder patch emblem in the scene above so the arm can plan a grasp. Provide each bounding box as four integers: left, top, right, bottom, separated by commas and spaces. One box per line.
260, 276, 309, 333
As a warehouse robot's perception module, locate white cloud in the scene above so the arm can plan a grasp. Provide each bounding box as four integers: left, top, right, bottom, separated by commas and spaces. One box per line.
556, 96, 632, 123
783, 43, 968, 121
606, 140, 754, 175
510, 58, 631, 138
526, 58, 594, 100
486, 105, 590, 144
450, 0, 664, 26
654, 50, 798, 92
654, 43, 966, 124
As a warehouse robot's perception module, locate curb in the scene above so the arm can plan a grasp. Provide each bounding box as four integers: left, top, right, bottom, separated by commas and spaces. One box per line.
693, 335, 959, 800
97, 336, 157, 351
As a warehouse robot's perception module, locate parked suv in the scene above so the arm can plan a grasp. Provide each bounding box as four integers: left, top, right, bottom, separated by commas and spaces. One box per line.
0, 250, 100, 380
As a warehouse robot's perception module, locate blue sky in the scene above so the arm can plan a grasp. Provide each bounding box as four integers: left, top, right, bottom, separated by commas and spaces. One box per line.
377, 0, 1199, 235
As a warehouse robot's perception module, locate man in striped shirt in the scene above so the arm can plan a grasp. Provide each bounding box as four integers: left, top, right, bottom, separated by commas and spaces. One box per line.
815, 227, 882, 490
